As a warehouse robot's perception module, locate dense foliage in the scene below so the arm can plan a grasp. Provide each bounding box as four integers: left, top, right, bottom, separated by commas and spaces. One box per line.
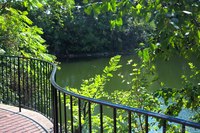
28, 1, 151, 58
83, 0, 200, 57
83, 0, 200, 123
0, 0, 55, 61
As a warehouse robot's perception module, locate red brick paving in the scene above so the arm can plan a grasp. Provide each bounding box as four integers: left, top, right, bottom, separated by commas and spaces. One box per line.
0, 108, 51, 133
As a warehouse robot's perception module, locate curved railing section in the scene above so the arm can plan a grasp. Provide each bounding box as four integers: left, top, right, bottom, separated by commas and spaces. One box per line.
0, 55, 200, 133
0, 55, 53, 120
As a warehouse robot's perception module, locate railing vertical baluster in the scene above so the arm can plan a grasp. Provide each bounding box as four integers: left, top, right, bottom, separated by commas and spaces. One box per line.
113, 108, 117, 133
47, 64, 49, 117
14, 58, 17, 104
37, 60, 40, 110
51, 65, 53, 118
145, 115, 148, 133
46, 63, 48, 117
30, 59, 33, 108
17, 57, 21, 112
59, 91, 62, 133
7, 57, 9, 101
40, 61, 43, 113
8, 57, 12, 101
10, 57, 13, 103
52, 86, 58, 133
163, 120, 166, 133
182, 124, 185, 133
43, 62, 45, 114
43, 62, 46, 115
48, 64, 51, 118
7, 57, 10, 101
64, 93, 67, 133
88, 101, 92, 133
6, 57, 8, 102
33, 59, 36, 110
78, 98, 82, 132
51, 65, 54, 118
100, 104, 103, 133
1, 56, 5, 101
128, 111, 131, 133
26, 59, 29, 107
45, 62, 48, 116
22, 58, 25, 106
70, 95, 73, 133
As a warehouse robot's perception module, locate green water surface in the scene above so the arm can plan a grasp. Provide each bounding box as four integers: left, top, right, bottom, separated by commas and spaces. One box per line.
56, 55, 190, 91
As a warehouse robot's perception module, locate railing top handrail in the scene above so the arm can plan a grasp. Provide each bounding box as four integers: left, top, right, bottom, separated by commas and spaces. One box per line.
0, 55, 53, 65
1, 55, 200, 129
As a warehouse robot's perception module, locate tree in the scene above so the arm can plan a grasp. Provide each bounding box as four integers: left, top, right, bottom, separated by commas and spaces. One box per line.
0, 0, 56, 62
27, 0, 152, 58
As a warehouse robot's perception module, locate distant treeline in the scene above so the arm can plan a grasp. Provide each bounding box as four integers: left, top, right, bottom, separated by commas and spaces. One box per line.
29, 6, 153, 59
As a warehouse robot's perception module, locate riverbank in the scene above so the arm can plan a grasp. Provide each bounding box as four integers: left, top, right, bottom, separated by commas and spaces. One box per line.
56, 51, 135, 61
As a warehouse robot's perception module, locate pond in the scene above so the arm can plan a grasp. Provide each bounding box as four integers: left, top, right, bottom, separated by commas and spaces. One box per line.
56, 55, 198, 121
56, 55, 189, 91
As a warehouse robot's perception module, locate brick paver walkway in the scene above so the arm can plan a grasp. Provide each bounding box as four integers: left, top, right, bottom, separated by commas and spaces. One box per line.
0, 104, 53, 133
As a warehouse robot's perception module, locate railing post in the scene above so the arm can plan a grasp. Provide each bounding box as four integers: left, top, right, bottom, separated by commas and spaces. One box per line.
52, 83, 58, 132
17, 57, 21, 112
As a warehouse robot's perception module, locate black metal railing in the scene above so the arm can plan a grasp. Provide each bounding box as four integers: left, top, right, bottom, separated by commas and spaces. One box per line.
0, 55, 53, 119
0, 55, 200, 133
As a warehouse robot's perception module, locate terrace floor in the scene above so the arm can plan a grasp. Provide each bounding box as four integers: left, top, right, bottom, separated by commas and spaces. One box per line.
0, 104, 53, 133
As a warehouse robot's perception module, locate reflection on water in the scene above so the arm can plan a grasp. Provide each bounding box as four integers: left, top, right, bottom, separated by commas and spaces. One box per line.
56, 55, 193, 91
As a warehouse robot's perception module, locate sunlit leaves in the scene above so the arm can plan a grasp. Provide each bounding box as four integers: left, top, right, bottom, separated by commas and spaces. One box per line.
0, 48, 5, 55
22, 0, 44, 9
84, 6, 92, 15
64, 56, 122, 131
0, 7, 56, 61
155, 61, 200, 123
136, 4, 142, 14
138, 48, 150, 63
67, 55, 121, 99
109, 60, 161, 132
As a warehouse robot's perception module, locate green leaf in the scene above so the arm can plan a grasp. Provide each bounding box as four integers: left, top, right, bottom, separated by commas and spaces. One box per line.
0, 16, 4, 23
156, 0, 160, 4
107, 73, 113, 77
110, 20, 115, 28
0, 48, 5, 55
36, 2, 43, 8
107, 2, 112, 11
22, 11, 28, 15
93, 4, 101, 15
110, 0, 116, 12
84, 6, 92, 15
23, 1, 28, 7
198, 31, 200, 39
136, 4, 142, 10
138, 50, 143, 58
22, 15, 33, 25
143, 48, 150, 62
115, 18, 123, 26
